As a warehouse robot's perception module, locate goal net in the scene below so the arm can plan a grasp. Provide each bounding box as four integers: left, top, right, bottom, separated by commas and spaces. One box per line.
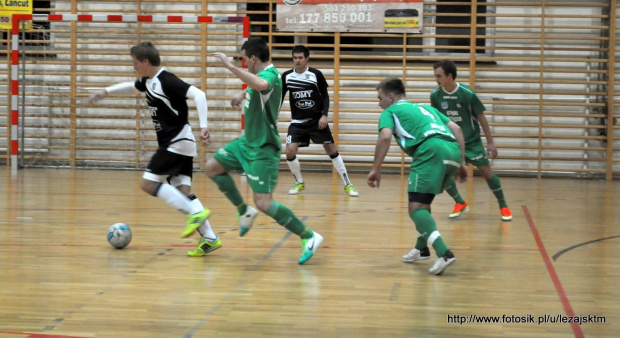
10, 14, 249, 170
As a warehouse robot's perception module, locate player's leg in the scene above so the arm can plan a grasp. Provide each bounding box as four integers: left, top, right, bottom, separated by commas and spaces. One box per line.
323, 143, 359, 197
445, 176, 468, 218
477, 164, 512, 221
246, 150, 323, 264
207, 140, 254, 217
404, 138, 457, 275
286, 124, 308, 195
171, 171, 221, 256
141, 149, 209, 238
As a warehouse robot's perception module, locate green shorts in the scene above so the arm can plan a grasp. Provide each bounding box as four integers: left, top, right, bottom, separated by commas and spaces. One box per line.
409, 137, 462, 194
213, 138, 280, 194
464, 141, 490, 167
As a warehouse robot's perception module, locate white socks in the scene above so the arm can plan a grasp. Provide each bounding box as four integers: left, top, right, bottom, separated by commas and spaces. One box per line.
287, 156, 304, 183
331, 154, 351, 185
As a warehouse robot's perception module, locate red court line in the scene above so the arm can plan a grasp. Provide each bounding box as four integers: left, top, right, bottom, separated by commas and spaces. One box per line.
522, 205, 584, 338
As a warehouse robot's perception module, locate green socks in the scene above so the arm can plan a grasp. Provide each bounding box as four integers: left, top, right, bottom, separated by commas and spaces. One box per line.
445, 177, 465, 204
486, 174, 508, 208
210, 174, 247, 214
266, 201, 313, 239
410, 208, 448, 257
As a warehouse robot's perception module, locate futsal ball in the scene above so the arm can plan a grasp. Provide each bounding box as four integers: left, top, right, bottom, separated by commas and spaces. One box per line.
107, 223, 132, 249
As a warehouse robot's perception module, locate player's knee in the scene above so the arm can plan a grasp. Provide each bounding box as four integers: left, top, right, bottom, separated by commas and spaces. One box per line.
253, 195, 272, 212
141, 180, 162, 196
205, 158, 223, 177
285, 148, 297, 159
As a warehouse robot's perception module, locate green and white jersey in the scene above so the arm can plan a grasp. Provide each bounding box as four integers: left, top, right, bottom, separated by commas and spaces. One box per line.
430, 83, 486, 146
242, 64, 282, 150
378, 100, 455, 157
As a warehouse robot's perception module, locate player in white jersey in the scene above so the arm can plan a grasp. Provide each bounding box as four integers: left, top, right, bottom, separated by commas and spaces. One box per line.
88, 42, 220, 257
281, 45, 359, 197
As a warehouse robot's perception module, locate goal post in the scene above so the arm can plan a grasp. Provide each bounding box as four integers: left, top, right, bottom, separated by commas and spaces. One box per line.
9, 13, 250, 172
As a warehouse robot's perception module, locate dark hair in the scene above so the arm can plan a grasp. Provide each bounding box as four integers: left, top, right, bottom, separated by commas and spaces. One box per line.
376, 77, 405, 96
433, 60, 457, 80
292, 45, 310, 58
130, 41, 161, 66
241, 37, 270, 62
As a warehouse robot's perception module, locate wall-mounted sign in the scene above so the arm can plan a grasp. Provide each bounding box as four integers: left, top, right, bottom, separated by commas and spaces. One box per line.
276, 0, 423, 33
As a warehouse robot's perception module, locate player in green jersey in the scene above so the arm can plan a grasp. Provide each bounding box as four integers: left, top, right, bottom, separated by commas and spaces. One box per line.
204, 37, 323, 265
368, 77, 468, 275
431, 60, 512, 221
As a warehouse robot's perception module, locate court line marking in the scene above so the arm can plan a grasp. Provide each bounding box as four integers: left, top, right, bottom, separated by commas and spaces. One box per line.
182, 216, 306, 338
552, 235, 620, 262
522, 205, 584, 338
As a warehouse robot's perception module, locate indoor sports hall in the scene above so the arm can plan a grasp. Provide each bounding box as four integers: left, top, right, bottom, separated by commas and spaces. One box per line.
1, 1, 618, 337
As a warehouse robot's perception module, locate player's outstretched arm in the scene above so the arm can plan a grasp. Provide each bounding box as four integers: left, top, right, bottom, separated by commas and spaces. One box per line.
89, 82, 136, 104
212, 52, 269, 92
367, 128, 393, 188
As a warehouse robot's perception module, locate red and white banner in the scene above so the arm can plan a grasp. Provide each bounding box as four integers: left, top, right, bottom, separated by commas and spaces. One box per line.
276, 0, 423, 33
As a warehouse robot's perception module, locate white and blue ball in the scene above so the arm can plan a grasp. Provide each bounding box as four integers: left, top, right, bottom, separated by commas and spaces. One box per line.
107, 223, 132, 249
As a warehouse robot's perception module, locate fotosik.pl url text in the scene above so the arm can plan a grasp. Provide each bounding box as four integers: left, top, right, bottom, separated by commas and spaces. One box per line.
447, 314, 606, 325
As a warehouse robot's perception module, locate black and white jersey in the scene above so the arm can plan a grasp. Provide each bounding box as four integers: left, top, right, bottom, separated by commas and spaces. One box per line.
134, 68, 196, 157
281, 67, 329, 122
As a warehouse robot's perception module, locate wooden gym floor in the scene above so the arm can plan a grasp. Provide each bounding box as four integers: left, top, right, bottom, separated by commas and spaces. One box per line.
0, 167, 618, 337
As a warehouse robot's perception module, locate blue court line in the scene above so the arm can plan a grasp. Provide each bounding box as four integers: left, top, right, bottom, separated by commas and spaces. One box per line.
182, 216, 306, 338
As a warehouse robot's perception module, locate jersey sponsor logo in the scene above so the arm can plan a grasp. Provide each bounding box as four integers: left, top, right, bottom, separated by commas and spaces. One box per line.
153, 121, 162, 132
292, 90, 313, 99
295, 99, 315, 109
441, 101, 449, 109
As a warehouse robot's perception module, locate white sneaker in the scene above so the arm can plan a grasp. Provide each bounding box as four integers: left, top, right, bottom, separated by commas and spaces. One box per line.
402, 247, 431, 263
428, 249, 456, 275
239, 206, 258, 237
288, 182, 305, 195
298, 232, 324, 265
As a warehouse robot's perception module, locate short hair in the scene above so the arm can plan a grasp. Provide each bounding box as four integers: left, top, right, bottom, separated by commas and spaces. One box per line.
433, 60, 457, 80
130, 42, 161, 66
242, 37, 270, 62
376, 77, 405, 96
292, 45, 310, 58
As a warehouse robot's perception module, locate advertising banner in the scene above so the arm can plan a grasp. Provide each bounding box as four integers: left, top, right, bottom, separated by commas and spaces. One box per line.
276, 0, 423, 33
0, 0, 33, 30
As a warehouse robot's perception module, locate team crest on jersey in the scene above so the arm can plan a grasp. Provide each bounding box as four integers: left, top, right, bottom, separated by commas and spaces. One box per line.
152, 83, 156, 90
305, 74, 309, 79
456, 102, 462, 108
441, 101, 449, 109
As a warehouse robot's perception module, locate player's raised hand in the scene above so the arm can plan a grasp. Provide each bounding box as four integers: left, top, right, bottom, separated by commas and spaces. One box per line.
212, 52, 234, 69
88, 89, 107, 104
367, 170, 381, 188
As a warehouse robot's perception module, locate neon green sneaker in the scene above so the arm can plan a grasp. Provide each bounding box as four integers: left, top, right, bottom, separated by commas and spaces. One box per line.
344, 184, 359, 197
187, 237, 222, 257
181, 209, 211, 238
298, 232, 324, 265
288, 182, 305, 195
